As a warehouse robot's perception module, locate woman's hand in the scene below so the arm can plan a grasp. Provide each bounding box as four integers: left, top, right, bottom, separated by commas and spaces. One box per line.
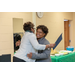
27, 53, 32, 59
49, 43, 55, 48
15, 40, 21, 47
46, 43, 56, 49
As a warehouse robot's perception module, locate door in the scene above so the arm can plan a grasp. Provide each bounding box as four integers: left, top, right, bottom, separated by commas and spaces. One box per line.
64, 20, 70, 50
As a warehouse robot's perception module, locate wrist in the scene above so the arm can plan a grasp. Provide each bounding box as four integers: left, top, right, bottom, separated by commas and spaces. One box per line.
47, 44, 50, 50
46, 45, 50, 49
48, 44, 50, 48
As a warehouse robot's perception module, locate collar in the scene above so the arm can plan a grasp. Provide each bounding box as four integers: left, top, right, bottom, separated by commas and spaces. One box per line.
38, 37, 45, 42
25, 30, 33, 33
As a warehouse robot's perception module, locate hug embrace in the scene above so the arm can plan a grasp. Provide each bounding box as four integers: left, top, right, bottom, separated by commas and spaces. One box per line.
13, 22, 55, 62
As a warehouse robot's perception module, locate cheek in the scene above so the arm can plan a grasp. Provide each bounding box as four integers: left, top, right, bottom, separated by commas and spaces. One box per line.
36, 33, 40, 38
36, 34, 40, 38
43, 34, 45, 37
38, 34, 43, 38
40, 33, 45, 38
40, 34, 43, 37
32, 29, 35, 33
33, 30, 35, 33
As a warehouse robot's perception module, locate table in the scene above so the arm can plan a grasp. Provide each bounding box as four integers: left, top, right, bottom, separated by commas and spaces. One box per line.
51, 52, 75, 62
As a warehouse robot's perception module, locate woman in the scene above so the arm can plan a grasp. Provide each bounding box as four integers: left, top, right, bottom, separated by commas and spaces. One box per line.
27, 25, 52, 62
14, 33, 21, 52
13, 22, 55, 62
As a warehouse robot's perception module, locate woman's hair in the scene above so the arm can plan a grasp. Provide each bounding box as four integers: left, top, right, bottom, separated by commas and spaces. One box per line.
36, 25, 49, 37
23, 22, 34, 31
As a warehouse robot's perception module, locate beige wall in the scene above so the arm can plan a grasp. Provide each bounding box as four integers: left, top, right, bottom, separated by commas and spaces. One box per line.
0, 12, 32, 61
0, 12, 75, 62
72, 12, 75, 48
13, 18, 23, 33
36, 12, 73, 50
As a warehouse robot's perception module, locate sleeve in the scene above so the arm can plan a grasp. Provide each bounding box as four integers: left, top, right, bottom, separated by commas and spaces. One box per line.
31, 40, 51, 59
31, 49, 51, 59
28, 33, 46, 50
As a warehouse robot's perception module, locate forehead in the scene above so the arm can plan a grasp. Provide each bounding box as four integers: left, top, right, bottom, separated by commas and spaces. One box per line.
37, 28, 42, 31
37, 29, 44, 33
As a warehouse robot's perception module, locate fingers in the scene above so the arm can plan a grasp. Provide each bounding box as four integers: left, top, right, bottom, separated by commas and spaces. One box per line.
27, 53, 32, 59
52, 44, 55, 47
50, 43, 56, 48
16, 41, 20, 47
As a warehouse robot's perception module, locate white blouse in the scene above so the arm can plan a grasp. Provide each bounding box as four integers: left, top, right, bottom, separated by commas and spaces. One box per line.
14, 32, 46, 62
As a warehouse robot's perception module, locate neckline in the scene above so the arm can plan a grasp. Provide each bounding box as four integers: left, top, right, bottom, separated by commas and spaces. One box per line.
25, 30, 33, 33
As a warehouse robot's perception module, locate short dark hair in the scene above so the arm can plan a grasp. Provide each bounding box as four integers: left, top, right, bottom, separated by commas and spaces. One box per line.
15, 34, 21, 41
23, 22, 34, 31
37, 25, 48, 37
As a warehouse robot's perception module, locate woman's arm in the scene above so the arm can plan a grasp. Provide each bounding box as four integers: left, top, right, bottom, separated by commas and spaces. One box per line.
28, 34, 47, 50
27, 40, 51, 59
27, 49, 50, 59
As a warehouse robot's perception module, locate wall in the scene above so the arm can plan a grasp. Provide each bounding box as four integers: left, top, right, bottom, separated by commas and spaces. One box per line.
69, 20, 73, 47
0, 12, 32, 61
13, 18, 23, 33
0, 12, 75, 62
36, 12, 73, 50
72, 12, 75, 48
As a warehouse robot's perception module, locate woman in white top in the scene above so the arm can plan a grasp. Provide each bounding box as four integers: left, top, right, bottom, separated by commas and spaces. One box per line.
13, 22, 55, 62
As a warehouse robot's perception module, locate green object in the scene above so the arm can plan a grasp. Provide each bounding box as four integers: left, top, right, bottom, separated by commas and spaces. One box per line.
51, 52, 75, 62
14, 52, 16, 54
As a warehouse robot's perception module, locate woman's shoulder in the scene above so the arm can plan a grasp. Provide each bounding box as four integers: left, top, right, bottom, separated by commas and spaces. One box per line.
26, 32, 36, 38
43, 38, 50, 44
29, 32, 35, 36
25, 32, 34, 36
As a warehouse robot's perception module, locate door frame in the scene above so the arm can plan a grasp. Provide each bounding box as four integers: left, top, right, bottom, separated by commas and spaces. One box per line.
64, 19, 72, 50
64, 20, 70, 50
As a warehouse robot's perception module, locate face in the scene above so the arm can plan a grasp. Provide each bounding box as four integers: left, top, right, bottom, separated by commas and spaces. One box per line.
16, 40, 21, 47
36, 29, 45, 39
31, 28, 35, 33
